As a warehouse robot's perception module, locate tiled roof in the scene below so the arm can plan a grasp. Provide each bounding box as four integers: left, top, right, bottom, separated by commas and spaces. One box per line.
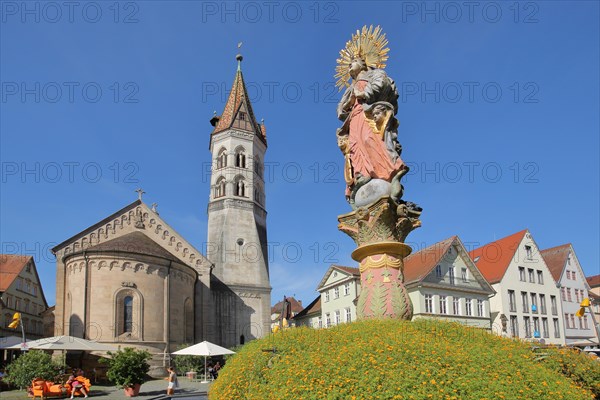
587, 275, 600, 289
469, 230, 528, 284
404, 236, 456, 284
0, 255, 31, 292
212, 61, 266, 143
334, 265, 360, 276
540, 244, 571, 283
84, 232, 180, 263
293, 296, 321, 319
271, 296, 304, 317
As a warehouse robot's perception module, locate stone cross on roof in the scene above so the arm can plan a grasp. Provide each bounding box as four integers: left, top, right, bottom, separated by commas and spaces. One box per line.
135, 188, 146, 201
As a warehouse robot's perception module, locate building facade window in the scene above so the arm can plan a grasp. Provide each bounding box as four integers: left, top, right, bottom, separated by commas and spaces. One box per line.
508, 290, 516, 312
325, 313, 331, 327
564, 313, 570, 329
123, 296, 133, 333
334, 287, 340, 299
566, 288, 572, 302
583, 316, 589, 330
528, 269, 535, 283
553, 318, 560, 337
452, 298, 460, 315
335, 310, 341, 325
439, 296, 447, 315
533, 317, 540, 338
425, 294, 433, 313
519, 267, 525, 281
214, 177, 226, 198
536, 270, 543, 284
345, 307, 352, 323
570, 314, 575, 329
530, 293, 537, 313
216, 148, 227, 169
317, 316, 322, 328
477, 299, 484, 317
524, 316, 531, 337
550, 296, 558, 315
539, 294, 546, 314
510, 315, 518, 338
235, 149, 246, 168
521, 292, 529, 313
465, 299, 472, 316
461, 268, 468, 282
344, 283, 350, 296
435, 265, 442, 278
449, 267, 455, 285
324, 291, 330, 302
234, 178, 246, 197
542, 318, 549, 338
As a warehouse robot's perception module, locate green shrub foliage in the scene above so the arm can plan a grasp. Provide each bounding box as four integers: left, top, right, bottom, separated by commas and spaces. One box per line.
210, 319, 598, 399
4, 350, 61, 389
100, 347, 151, 388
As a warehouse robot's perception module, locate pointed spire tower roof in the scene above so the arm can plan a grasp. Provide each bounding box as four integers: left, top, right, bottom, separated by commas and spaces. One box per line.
210, 53, 267, 145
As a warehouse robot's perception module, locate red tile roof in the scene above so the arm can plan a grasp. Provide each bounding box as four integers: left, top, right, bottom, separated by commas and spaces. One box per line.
540, 244, 571, 283
403, 237, 455, 283
334, 265, 360, 277
293, 296, 321, 319
0, 255, 31, 292
271, 296, 304, 317
588, 275, 600, 289
212, 61, 266, 143
469, 230, 527, 284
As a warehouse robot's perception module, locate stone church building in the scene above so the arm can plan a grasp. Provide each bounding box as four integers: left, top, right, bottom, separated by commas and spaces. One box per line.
51, 55, 271, 368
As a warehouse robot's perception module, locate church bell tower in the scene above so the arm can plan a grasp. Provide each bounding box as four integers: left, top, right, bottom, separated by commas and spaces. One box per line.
206, 53, 271, 347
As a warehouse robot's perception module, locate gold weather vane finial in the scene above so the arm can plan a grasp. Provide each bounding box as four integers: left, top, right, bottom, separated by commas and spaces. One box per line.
335, 25, 390, 90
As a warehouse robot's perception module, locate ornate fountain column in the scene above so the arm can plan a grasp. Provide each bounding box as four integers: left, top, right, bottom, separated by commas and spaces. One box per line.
335, 26, 422, 320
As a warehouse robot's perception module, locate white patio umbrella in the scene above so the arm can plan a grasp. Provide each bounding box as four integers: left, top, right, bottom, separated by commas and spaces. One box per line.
4, 335, 117, 351
0, 335, 23, 349
172, 341, 235, 383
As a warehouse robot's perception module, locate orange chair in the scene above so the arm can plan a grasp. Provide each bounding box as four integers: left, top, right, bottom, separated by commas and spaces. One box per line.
30, 379, 64, 399
64, 376, 91, 397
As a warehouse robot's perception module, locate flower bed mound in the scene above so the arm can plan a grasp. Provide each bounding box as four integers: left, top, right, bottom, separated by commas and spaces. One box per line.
210, 319, 598, 400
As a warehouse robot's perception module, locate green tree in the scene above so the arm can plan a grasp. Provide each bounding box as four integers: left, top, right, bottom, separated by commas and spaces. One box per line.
4, 350, 61, 389
100, 347, 151, 388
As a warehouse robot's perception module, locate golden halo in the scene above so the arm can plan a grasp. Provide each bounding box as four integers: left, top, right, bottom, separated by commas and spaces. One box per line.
335, 25, 390, 90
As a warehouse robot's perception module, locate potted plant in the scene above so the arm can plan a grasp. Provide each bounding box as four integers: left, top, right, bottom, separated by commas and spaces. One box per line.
101, 347, 151, 397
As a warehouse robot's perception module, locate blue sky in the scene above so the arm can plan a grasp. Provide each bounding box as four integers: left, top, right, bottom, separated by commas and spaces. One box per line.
1, 1, 599, 308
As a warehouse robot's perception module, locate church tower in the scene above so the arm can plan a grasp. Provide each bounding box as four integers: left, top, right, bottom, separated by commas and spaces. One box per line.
206, 54, 271, 347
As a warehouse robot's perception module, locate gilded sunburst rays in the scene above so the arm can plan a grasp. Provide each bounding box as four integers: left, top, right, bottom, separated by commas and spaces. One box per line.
335, 25, 390, 90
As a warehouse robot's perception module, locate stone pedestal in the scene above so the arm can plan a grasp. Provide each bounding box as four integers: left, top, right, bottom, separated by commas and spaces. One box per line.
338, 195, 421, 320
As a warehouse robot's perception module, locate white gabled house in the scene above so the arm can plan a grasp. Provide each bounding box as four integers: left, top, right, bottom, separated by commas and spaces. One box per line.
541, 244, 599, 346
316, 265, 361, 328
470, 230, 566, 345
404, 236, 496, 329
